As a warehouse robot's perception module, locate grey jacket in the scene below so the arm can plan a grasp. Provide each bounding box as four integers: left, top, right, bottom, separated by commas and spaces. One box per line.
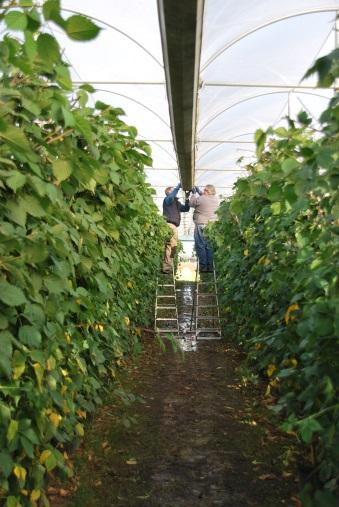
189, 194, 219, 225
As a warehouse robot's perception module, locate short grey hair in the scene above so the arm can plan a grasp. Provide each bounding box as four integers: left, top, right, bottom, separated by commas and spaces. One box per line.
204, 184, 216, 195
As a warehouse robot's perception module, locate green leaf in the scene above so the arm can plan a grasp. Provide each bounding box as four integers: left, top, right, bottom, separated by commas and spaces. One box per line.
75, 116, 92, 142
0, 282, 26, 306
230, 198, 244, 214
21, 194, 46, 217
0, 331, 13, 357
37, 33, 60, 64
0, 402, 11, 422
55, 63, 72, 90
26, 8, 41, 32
281, 158, 299, 175
19, 325, 42, 348
44, 276, 67, 294
7, 419, 18, 443
6, 172, 26, 192
80, 83, 95, 93
61, 107, 75, 127
0, 451, 14, 478
24, 30, 37, 60
52, 159, 72, 182
267, 182, 282, 201
6, 200, 27, 227
0, 356, 11, 379
43, 0, 66, 29
0, 315, 8, 330
20, 435, 34, 458
65, 15, 101, 41
5, 11, 27, 31
298, 417, 322, 444
6, 497, 21, 507
0, 125, 33, 155
271, 202, 281, 215
45, 452, 57, 471
254, 128, 266, 155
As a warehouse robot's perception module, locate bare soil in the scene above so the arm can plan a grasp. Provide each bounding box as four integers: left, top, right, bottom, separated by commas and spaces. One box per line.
50, 334, 300, 507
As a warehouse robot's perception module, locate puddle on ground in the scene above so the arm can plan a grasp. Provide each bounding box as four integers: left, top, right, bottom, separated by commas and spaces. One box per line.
177, 281, 198, 352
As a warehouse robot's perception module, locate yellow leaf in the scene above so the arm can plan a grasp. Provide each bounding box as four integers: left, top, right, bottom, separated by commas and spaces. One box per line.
127, 281, 133, 289
64, 332, 71, 343
46, 356, 56, 371
13, 364, 25, 380
258, 255, 270, 265
30, 490, 41, 502
284, 303, 300, 324
13, 465, 27, 482
33, 362, 44, 389
60, 384, 67, 395
123, 316, 130, 326
75, 423, 84, 436
126, 458, 137, 465
40, 450, 51, 465
7, 419, 18, 443
267, 364, 276, 377
63, 400, 71, 414
243, 249, 249, 256
49, 412, 62, 428
77, 409, 87, 419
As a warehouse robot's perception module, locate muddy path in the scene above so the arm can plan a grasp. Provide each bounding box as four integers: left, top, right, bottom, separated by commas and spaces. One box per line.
50, 282, 299, 507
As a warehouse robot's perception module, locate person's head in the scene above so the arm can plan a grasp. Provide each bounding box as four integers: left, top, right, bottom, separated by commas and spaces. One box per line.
203, 184, 216, 196
165, 186, 173, 195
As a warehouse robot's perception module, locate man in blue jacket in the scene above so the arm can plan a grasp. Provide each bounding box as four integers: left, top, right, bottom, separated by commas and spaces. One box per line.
162, 183, 190, 273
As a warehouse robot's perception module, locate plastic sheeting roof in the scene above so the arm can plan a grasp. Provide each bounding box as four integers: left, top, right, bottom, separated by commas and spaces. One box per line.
57, 1, 338, 236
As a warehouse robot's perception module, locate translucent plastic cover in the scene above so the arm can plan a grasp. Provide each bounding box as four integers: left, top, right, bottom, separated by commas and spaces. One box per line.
56, 1, 338, 236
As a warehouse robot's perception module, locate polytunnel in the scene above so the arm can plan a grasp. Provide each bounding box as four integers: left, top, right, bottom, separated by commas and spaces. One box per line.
53, 0, 338, 238
0, 1, 339, 505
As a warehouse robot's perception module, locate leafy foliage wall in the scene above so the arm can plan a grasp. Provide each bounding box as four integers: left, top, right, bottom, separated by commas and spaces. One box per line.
0, 2, 168, 505
210, 50, 339, 506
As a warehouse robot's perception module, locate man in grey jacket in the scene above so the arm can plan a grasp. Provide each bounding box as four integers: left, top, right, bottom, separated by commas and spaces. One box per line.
189, 184, 219, 272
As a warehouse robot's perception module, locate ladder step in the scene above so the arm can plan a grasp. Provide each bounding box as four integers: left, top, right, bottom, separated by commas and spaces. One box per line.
157, 328, 179, 333
196, 316, 220, 320
196, 305, 217, 308
157, 306, 177, 310
157, 295, 175, 298
156, 318, 178, 321
196, 327, 221, 332
157, 284, 175, 287
197, 335, 222, 340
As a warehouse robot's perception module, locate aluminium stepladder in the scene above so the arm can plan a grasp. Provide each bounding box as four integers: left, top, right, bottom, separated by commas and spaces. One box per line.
154, 265, 180, 337
195, 260, 222, 340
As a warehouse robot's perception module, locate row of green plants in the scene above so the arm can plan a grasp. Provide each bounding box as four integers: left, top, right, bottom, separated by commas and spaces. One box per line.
210, 50, 339, 506
0, 2, 168, 505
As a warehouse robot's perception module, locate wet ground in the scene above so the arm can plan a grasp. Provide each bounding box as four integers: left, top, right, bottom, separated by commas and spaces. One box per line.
50, 281, 299, 507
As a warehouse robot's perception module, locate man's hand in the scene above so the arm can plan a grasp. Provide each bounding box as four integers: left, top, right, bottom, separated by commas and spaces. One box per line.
185, 190, 190, 199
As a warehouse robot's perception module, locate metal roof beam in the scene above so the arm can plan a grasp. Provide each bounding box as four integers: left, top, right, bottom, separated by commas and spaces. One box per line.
157, 0, 204, 190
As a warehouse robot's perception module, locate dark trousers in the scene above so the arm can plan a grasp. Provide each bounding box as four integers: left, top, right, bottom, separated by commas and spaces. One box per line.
194, 224, 213, 269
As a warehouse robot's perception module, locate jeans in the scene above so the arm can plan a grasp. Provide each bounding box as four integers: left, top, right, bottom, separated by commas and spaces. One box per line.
194, 224, 213, 269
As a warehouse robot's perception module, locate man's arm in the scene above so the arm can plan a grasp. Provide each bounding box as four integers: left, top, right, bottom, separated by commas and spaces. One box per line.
180, 197, 190, 212
164, 183, 181, 205
189, 195, 199, 208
